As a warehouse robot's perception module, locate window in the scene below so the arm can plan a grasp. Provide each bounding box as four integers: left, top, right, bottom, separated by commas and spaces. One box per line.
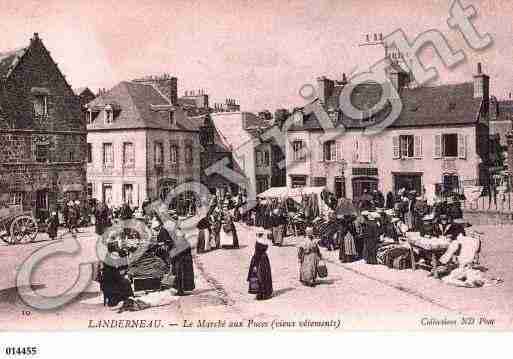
69, 151, 74, 162
292, 140, 306, 162
170, 145, 178, 165
87, 110, 100, 125
34, 95, 48, 117
87, 183, 93, 198
313, 177, 327, 186
104, 105, 113, 124
291, 175, 307, 188
155, 142, 164, 166
256, 150, 270, 167
87, 143, 92, 163
442, 134, 458, 157
185, 145, 193, 165
103, 143, 113, 167
123, 142, 135, 168
443, 174, 459, 192
256, 176, 269, 193
9, 192, 23, 205
394, 135, 422, 159
400, 135, 414, 158
323, 140, 336, 161
36, 144, 49, 163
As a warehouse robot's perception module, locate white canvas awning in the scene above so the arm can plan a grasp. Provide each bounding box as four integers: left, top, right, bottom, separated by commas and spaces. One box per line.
258, 186, 330, 214
258, 186, 327, 200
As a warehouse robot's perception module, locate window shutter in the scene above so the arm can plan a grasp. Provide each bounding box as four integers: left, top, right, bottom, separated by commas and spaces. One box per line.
352, 138, 359, 162
414, 135, 422, 158
317, 141, 323, 162
434, 134, 441, 158
336, 141, 342, 162
330, 142, 336, 162
392, 136, 400, 159
458, 134, 467, 159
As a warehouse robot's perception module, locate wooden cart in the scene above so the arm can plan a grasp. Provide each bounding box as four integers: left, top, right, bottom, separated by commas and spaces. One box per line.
0, 204, 39, 245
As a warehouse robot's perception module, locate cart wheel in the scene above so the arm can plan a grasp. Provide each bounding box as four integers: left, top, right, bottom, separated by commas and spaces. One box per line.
10, 215, 38, 244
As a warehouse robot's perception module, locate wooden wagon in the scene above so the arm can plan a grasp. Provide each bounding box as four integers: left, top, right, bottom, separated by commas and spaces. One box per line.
0, 204, 39, 245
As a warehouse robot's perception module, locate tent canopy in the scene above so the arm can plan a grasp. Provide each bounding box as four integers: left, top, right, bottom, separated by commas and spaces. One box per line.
258, 186, 327, 200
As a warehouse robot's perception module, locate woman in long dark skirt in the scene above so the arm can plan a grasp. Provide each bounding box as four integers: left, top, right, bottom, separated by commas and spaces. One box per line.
155, 218, 195, 296
247, 232, 273, 300
46, 211, 59, 240
338, 215, 358, 263
361, 212, 380, 265
196, 216, 210, 253
101, 242, 133, 307
171, 247, 195, 295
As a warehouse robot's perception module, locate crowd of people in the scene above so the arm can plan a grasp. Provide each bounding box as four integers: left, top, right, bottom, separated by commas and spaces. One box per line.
80, 185, 474, 309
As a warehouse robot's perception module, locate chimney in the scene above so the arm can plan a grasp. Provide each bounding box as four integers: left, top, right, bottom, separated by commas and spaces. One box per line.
132, 74, 178, 105
473, 62, 490, 100
388, 65, 409, 91
317, 76, 334, 104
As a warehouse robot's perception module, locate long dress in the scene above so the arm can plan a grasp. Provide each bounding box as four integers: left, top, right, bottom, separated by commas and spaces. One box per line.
159, 226, 195, 295
46, 214, 59, 240
247, 241, 273, 300
101, 261, 133, 307
271, 213, 286, 246
196, 216, 210, 253
219, 211, 239, 248
298, 237, 322, 286
362, 219, 379, 264
338, 218, 358, 263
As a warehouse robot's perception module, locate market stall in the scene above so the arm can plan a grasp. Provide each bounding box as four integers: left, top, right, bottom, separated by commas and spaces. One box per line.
258, 186, 332, 236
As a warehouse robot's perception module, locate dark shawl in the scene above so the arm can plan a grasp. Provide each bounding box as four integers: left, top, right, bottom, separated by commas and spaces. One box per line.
247, 241, 273, 300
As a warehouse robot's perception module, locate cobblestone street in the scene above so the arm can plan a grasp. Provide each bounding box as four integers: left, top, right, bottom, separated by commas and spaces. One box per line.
0, 219, 511, 330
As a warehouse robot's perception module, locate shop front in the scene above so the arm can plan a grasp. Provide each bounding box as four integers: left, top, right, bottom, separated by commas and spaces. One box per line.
393, 172, 423, 194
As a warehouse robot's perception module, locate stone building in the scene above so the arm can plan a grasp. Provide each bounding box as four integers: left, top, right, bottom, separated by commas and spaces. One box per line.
0, 33, 87, 220
286, 63, 490, 202
192, 113, 242, 195
210, 111, 286, 197
85, 75, 201, 208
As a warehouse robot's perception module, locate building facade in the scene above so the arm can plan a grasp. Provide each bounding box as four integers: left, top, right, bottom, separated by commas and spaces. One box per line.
286, 64, 490, 202
0, 33, 87, 220
86, 75, 201, 208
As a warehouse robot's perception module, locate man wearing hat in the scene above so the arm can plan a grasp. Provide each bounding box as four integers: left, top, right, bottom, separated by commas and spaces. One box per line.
420, 214, 435, 237
434, 214, 465, 241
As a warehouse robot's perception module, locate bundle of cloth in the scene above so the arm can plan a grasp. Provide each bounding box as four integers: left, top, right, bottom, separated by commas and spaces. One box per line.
127, 249, 169, 278
434, 233, 484, 287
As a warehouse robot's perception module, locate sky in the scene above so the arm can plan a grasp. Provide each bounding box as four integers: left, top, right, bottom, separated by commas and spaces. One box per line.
1, 0, 512, 112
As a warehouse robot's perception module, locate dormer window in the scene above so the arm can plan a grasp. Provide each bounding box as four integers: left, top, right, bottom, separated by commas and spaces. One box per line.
104, 105, 113, 124
34, 95, 48, 117
87, 110, 100, 125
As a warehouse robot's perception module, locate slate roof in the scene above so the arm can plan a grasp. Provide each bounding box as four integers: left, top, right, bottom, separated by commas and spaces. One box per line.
0, 47, 27, 78
73, 87, 90, 96
290, 81, 483, 131
86, 81, 199, 131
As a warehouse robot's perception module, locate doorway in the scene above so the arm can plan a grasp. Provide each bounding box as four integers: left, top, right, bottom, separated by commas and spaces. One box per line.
102, 183, 113, 205
393, 173, 423, 194
36, 190, 49, 221
335, 177, 346, 198
352, 177, 378, 199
